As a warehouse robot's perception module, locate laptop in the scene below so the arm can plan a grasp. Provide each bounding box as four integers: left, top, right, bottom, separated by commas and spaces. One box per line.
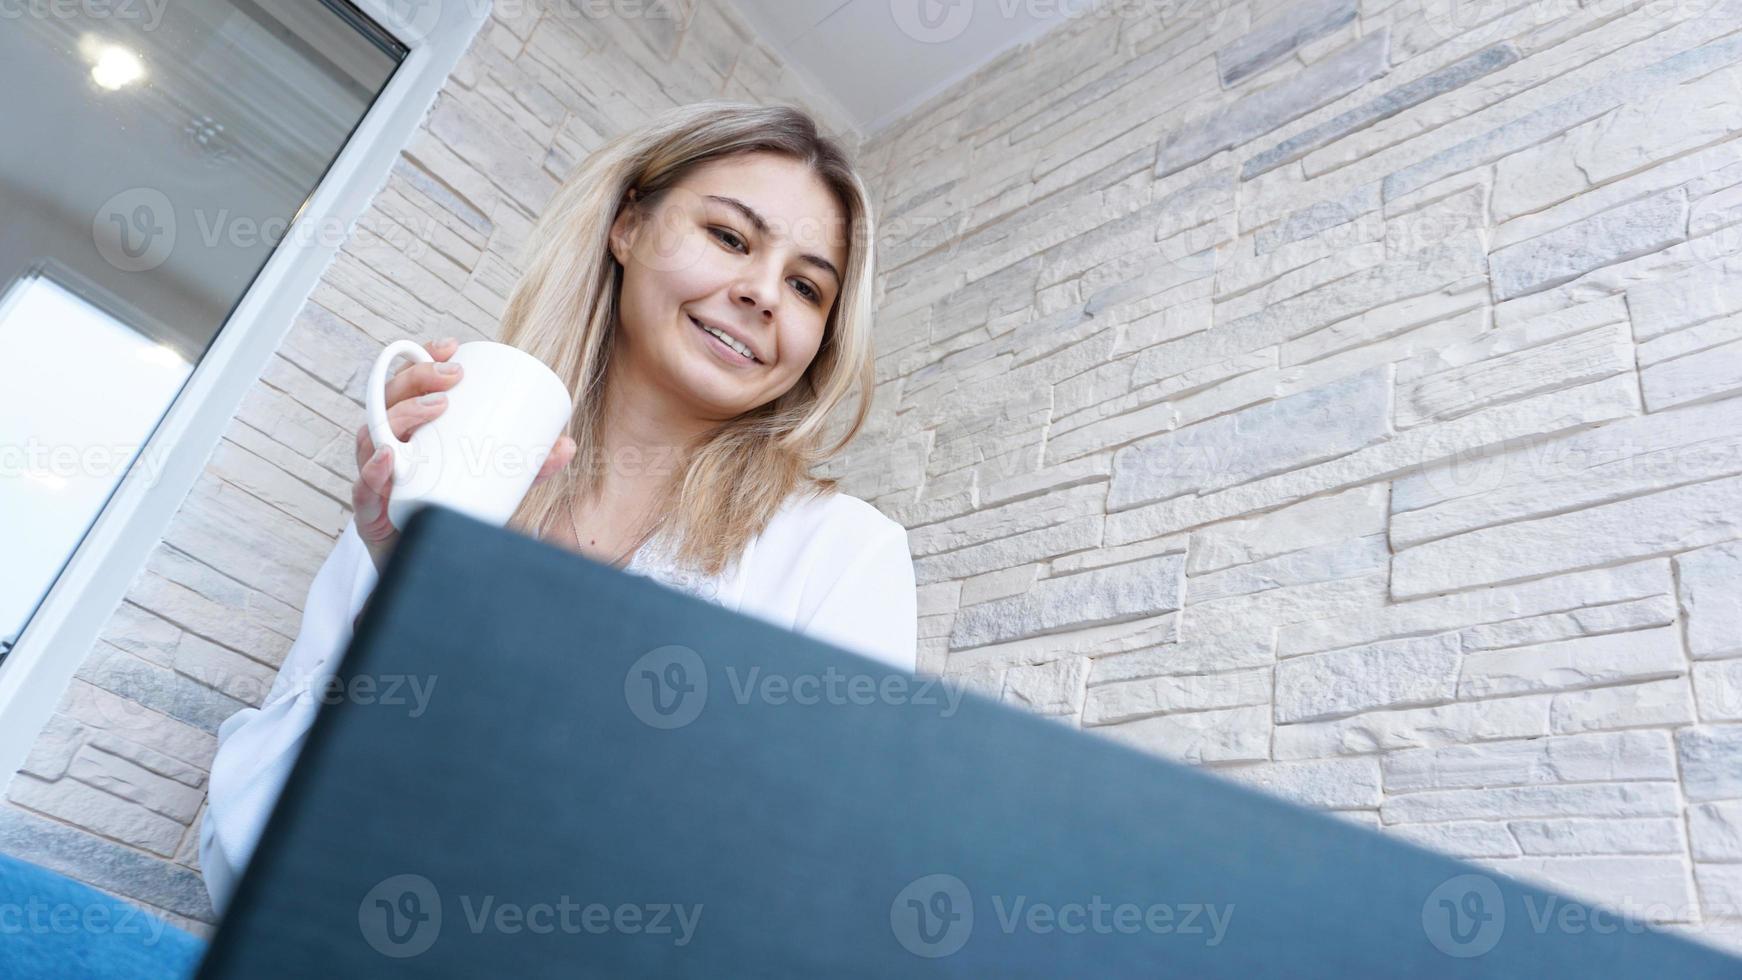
195, 504, 1740, 977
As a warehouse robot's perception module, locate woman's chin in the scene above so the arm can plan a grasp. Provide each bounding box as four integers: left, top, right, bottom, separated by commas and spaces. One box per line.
672, 361, 758, 414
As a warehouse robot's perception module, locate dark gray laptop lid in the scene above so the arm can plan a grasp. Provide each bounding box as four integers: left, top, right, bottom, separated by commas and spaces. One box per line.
194, 504, 1742, 977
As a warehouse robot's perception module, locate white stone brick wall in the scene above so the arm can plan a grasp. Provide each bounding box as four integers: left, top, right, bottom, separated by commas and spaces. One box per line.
834, 0, 1742, 954
0, 1, 860, 936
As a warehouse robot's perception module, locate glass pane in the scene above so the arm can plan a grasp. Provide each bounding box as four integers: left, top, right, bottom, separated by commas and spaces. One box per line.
0, 0, 403, 656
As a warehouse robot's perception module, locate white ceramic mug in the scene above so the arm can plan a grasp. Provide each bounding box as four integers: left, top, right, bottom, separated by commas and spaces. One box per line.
366, 339, 573, 531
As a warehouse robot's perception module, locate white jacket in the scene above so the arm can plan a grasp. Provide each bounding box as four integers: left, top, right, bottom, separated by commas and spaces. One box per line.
198, 491, 918, 914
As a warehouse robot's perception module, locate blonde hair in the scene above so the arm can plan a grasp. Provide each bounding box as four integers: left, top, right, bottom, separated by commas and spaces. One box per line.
497, 100, 879, 578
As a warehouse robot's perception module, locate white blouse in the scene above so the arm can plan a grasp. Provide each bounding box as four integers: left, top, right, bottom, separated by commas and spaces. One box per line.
198, 490, 917, 915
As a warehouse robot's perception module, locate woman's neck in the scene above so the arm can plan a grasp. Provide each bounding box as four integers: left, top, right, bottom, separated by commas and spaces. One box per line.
593, 362, 710, 508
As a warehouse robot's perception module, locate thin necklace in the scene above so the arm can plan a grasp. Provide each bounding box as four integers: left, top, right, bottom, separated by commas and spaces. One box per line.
567, 493, 660, 569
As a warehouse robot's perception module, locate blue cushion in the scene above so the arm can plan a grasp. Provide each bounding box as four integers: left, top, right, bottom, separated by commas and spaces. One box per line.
0, 850, 206, 978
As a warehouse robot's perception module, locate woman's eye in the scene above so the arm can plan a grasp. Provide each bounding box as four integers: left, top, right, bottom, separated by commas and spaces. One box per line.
711, 226, 822, 303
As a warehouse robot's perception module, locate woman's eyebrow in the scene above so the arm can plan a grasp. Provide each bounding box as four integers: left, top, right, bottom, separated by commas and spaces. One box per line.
707, 194, 842, 286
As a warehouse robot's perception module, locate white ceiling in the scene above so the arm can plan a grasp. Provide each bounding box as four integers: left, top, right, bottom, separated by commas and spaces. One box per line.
729, 0, 1075, 136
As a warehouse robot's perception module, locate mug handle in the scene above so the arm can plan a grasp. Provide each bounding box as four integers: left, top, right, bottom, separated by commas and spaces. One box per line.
366, 339, 436, 491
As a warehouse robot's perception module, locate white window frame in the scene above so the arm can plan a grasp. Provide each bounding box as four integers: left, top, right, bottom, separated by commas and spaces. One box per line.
0, 0, 491, 788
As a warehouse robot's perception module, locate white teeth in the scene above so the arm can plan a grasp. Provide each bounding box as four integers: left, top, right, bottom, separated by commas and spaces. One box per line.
693, 317, 755, 361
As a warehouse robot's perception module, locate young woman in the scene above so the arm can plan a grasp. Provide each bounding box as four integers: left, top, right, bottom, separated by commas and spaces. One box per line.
198, 102, 918, 914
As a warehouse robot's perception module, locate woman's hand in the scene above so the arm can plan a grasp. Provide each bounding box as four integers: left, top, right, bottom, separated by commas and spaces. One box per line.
352, 336, 578, 574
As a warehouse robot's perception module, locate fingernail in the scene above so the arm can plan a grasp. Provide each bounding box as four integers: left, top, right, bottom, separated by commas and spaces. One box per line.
436, 362, 461, 374
438, 336, 457, 347
372, 447, 389, 462
420, 392, 446, 404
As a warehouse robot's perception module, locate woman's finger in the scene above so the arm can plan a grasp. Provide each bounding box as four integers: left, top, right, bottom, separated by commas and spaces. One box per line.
352, 447, 395, 536
382, 338, 462, 409
355, 390, 447, 477
354, 423, 375, 473
382, 360, 462, 411
352, 338, 456, 563
385, 389, 449, 441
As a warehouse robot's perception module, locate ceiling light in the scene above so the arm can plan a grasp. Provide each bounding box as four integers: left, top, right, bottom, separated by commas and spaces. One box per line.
90, 45, 145, 90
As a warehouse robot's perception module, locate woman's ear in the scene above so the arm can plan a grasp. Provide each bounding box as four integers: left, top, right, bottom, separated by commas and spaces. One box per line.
608, 195, 639, 265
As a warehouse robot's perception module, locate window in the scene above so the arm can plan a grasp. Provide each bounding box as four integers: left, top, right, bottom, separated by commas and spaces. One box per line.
0, 0, 483, 769
0, 272, 193, 657
0, 0, 403, 664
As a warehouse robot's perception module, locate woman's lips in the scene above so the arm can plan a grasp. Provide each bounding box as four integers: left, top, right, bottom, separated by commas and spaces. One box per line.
690, 314, 760, 366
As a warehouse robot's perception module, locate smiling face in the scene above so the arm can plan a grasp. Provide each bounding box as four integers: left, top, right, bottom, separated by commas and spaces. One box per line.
606, 151, 850, 425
